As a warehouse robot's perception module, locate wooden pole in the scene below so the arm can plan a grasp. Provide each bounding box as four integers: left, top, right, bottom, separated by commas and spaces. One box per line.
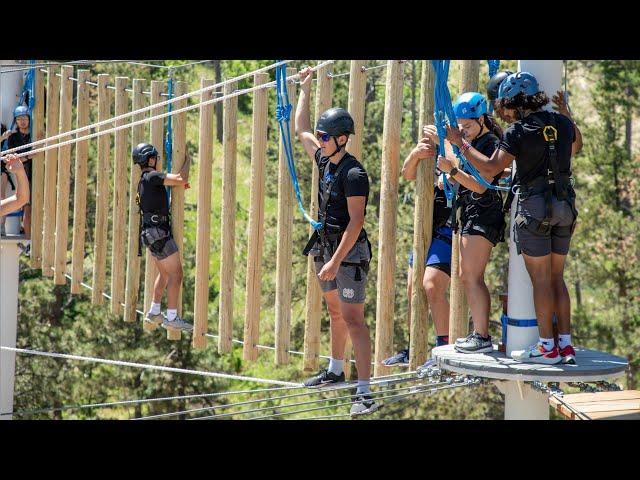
109, 77, 129, 314
373, 60, 405, 378
342, 60, 367, 378
193, 79, 216, 349
275, 67, 296, 366
41, 68, 60, 277
217, 80, 238, 354
302, 64, 333, 371
448, 60, 479, 344
409, 61, 435, 370
242, 73, 269, 361
29, 67, 45, 269
53, 65, 74, 285
91, 74, 111, 305
143, 81, 164, 328
167, 81, 187, 342
124, 79, 146, 323
70, 70, 90, 294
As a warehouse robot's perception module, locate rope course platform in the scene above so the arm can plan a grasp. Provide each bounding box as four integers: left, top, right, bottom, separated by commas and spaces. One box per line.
549, 390, 640, 420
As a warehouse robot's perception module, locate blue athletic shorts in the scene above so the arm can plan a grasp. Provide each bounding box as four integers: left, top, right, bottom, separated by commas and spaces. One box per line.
408, 226, 452, 277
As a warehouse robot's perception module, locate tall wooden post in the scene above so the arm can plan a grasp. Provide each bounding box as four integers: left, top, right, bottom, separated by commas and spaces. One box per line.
70, 70, 91, 294
373, 60, 405, 377
343, 60, 367, 378
193, 79, 216, 349
53, 65, 74, 285
302, 64, 333, 371
29, 68, 45, 269
217, 80, 238, 354
167, 81, 187, 342
242, 73, 269, 360
448, 60, 479, 344
143, 81, 164, 326
409, 61, 435, 369
41, 68, 60, 277
275, 67, 296, 366
110, 77, 129, 314
91, 74, 111, 305
124, 79, 146, 322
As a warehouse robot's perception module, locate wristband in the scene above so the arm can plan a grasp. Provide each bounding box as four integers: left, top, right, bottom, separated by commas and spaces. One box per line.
459, 140, 471, 154
449, 167, 459, 177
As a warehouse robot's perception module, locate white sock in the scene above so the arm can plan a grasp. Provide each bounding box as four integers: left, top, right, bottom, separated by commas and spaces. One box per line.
558, 334, 572, 349
149, 302, 161, 315
539, 337, 555, 351
167, 309, 177, 322
328, 358, 344, 376
356, 380, 371, 395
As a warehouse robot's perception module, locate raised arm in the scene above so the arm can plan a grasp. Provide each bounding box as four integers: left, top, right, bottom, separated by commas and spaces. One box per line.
295, 67, 321, 161
401, 138, 436, 181
445, 125, 512, 178
163, 153, 191, 187
0, 155, 29, 216
552, 90, 583, 156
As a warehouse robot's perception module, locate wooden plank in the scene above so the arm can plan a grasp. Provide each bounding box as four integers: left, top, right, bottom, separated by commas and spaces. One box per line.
123, 79, 146, 323
110, 77, 129, 315
29, 67, 45, 268
70, 70, 91, 294
586, 410, 640, 420
193, 79, 216, 349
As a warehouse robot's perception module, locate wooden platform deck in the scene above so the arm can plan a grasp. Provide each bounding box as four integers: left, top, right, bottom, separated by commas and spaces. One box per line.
550, 390, 640, 420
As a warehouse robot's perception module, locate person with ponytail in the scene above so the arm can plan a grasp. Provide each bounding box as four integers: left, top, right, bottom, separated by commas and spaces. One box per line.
423, 92, 507, 354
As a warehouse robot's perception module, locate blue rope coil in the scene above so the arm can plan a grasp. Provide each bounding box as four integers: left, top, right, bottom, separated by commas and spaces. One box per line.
275, 62, 322, 231
165, 74, 174, 199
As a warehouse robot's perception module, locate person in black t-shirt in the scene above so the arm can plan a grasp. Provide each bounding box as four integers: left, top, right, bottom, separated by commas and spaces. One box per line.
424, 92, 508, 354
6, 107, 33, 241
295, 66, 375, 416
132, 143, 193, 333
457, 71, 583, 366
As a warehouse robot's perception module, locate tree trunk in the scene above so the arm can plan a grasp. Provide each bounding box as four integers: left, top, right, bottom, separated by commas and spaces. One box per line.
411, 60, 417, 143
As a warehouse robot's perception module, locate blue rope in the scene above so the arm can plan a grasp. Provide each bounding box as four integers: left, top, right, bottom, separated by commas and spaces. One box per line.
432, 60, 509, 207
275, 62, 322, 230
487, 59, 500, 113
165, 73, 174, 199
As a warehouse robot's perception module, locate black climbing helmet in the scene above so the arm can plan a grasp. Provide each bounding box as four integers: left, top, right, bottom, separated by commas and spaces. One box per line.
486, 70, 514, 101
132, 143, 158, 168
316, 107, 355, 137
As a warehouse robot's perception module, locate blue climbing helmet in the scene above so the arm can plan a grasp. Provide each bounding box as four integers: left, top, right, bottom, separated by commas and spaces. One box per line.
13, 105, 30, 119
453, 92, 487, 119
498, 71, 540, 99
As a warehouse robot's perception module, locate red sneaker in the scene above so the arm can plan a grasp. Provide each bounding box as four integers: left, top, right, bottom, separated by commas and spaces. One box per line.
512, 343, 562, 365
559, 344, 576, 365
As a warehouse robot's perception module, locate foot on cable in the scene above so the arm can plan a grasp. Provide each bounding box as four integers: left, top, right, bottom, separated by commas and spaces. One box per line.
350, 393, 378, 416
416, 358, 437, 378
162, 315, 193, 332
303, 368, 345, 388
144, 312, 164, 328
511, 343, 561, 365
454, 332, 494, 354
382, 348, 410, 366
559, 344, 577, 365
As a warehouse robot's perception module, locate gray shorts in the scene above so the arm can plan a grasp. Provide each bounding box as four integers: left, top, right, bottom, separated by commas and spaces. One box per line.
142, 226, 179, 260
312, 237, 371, 304
514, 193, 577, 257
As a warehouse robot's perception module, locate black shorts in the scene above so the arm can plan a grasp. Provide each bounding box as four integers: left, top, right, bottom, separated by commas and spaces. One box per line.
459, 196, 505, 246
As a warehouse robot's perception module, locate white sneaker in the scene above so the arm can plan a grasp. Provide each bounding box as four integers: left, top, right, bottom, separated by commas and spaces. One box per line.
162, 315, 193, 332
511, 343, 561, 365
350, 394, 378, 416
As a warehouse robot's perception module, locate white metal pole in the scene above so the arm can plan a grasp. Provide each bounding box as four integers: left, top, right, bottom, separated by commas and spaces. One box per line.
506, 60, 563, 357
0, 239, 20, 420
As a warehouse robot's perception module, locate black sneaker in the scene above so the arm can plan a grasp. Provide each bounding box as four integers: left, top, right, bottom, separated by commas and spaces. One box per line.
382, 348, 409, 366
350, 394, 378, 416
303, 368, 345, 387
454, 332, 493, 354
